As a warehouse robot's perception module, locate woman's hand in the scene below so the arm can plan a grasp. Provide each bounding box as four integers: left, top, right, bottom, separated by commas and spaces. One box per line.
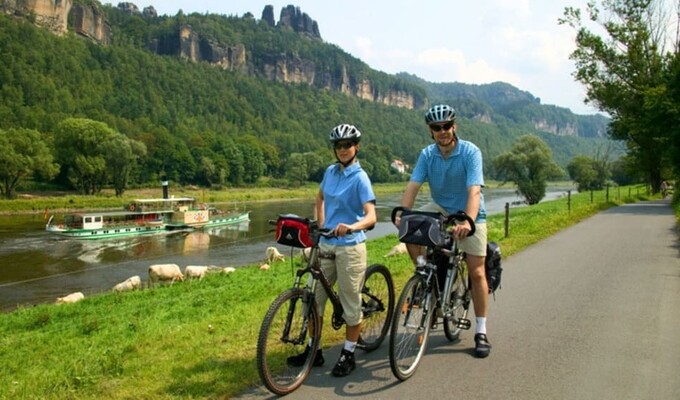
334, 223, 354, 237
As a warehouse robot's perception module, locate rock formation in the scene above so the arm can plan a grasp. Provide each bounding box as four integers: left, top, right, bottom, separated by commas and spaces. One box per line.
1, 0, 72, 35
71, 3, 110, 45
277, 5, 320, 39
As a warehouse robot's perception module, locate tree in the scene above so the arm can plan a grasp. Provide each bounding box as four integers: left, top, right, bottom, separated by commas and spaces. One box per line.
284, 153, 309, 185
105, 136, 147, 196
567, 142, 616, 191
560, 0, 678, 192
0, 128, 59, 199
568, 155, 601, 191
493, 135, 564, 205
53, 118, 138, 194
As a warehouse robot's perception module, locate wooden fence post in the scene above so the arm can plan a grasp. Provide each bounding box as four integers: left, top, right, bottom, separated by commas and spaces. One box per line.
606, 185, 609, 202
504, 202, 509, 238
567, 190, 571, 214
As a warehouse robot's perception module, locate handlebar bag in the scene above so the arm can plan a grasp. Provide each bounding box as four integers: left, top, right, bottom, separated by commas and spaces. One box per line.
398, 213, 445, 247
276, 214, 316, 248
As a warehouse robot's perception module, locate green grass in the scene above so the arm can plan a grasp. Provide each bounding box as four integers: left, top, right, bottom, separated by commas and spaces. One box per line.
0, 182, 407, 214
0, 184, 674, 399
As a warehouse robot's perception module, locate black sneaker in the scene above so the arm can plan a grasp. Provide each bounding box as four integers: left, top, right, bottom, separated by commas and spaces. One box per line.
331, 349, 356, 377
286, 346, 324, 367
474, 333, 491, 358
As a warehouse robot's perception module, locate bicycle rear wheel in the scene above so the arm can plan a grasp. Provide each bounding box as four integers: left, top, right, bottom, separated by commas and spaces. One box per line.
443, 265, 470, 341
358, 263, 395, 352
389, 274, 433, 381
257, 288, 320, 396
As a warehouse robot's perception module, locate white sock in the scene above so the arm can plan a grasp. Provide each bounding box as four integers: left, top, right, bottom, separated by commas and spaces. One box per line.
308, 338, 316, 348
343, 340, 357, 352
476, 317, 487, 335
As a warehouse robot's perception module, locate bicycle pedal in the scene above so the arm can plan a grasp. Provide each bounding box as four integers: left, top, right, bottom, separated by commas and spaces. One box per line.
457, 318, 471, 330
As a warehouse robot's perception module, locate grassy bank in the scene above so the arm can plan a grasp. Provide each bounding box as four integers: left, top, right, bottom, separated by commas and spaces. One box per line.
0, 182, 410, 215
0, 185, 673, 399
0, 179, 529, 214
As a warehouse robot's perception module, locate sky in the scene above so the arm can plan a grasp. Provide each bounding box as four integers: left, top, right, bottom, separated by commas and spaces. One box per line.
127, 1, 603, 115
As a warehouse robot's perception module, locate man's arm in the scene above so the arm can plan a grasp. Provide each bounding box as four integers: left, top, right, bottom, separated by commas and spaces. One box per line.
401, 181, 422, 209
465, 185, 481, 222
452, 184, 481, 239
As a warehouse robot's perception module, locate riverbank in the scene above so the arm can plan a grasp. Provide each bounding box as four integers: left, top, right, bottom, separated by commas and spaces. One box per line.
1, 185, 670, 399
0, 180, 567, 215
0, 182, 404, 215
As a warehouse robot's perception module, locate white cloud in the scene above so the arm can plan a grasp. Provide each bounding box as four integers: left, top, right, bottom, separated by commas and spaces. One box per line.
414, 48, 521, 85
353, 36, 374, 59
489, 0, 531, 20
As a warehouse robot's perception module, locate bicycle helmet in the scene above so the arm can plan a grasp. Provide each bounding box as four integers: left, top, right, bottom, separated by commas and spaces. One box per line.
424, 104, 456, 124
329, 124, 362, 143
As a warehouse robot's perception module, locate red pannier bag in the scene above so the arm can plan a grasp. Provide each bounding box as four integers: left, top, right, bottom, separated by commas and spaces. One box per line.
275, 214, 317, 248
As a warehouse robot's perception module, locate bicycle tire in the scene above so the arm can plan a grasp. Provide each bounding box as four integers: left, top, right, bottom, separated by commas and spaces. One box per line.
389, 274, 433, 381
357, 263, 395, 352
443, 265, 469, 341
257, 288, 321, 396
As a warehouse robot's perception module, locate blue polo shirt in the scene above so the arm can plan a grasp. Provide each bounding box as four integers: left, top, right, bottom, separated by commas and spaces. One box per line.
411, 140, 487, 223
319, 161, 376, 246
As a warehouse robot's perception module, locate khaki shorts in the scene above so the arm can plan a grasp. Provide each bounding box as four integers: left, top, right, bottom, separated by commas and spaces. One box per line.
315, 242, 367, 326
419, 202, 487, 257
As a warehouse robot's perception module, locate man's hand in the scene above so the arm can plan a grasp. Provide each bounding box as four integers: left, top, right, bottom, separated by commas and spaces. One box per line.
451, 220, 472, 239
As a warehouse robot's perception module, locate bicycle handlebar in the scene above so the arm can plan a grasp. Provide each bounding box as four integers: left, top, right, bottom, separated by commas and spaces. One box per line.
390, 206, 476, 237
268, 219, 372, 238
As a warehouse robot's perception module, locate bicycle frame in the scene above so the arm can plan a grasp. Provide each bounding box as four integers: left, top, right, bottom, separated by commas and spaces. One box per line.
415, 241, 470, 329
291, 243, 347, 330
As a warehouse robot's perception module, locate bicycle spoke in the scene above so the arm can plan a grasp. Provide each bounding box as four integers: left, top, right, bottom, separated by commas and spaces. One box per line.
389, 275, 432, 381
358, 264, 394, 352
257, 289, 319, 396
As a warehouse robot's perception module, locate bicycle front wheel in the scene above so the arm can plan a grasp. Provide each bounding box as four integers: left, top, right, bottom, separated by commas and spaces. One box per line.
389, 274, 433, 381
443, 263, 470, 341
358, 263, 395, 352
256, 288, 320, 396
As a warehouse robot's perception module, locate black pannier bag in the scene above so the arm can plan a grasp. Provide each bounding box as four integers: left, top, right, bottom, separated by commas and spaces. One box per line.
485, 241, 502, 295
398, 212, 446, 248
275, 214, 317, 248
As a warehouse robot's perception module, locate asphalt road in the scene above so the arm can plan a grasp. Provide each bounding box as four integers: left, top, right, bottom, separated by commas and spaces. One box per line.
236, 199, 680, 400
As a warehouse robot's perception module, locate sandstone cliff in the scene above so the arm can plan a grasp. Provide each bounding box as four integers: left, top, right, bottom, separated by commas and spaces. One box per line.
1, 0, 72, 34
0, 0, 112, 43
1, 1, 420, 109
70, 3, 110, 45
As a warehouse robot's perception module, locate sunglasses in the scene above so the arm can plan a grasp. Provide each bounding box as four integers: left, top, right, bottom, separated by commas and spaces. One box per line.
429, 122, 454, 132
334, 141, 355, 150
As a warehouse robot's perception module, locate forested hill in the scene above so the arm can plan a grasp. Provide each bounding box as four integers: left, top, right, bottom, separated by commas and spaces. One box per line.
0, 1, 614, 191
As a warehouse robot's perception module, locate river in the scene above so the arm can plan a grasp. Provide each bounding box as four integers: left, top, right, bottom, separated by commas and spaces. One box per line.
0, 187, 572, 312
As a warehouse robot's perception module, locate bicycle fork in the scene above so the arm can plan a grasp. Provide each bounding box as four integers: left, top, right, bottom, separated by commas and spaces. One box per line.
442, 261, 472, 331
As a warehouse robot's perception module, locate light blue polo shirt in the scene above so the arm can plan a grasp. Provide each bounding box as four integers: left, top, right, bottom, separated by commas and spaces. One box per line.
319, 161, 376, 246
411, 140, 487, 223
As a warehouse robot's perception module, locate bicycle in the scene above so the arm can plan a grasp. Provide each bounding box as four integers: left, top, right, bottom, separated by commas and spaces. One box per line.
256, 214, 395, 395
388, 206, 475, 381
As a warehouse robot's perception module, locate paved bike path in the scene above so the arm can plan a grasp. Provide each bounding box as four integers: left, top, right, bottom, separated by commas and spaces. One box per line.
236, 199, 680, 399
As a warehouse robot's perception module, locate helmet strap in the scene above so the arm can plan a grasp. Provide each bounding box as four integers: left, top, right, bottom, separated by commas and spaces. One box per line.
335, 150, 359, 167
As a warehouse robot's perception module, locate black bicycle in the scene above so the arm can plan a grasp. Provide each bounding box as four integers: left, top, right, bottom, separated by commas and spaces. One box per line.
388, 207, 475, 381
256, 214, 395, 395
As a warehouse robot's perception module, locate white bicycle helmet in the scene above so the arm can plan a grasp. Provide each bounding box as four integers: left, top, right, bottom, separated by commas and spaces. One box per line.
424, 104, 456, 124
329, 124, 362, 143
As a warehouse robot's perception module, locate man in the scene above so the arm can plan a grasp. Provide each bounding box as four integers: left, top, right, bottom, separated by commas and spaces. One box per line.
399, 104, 491, 358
